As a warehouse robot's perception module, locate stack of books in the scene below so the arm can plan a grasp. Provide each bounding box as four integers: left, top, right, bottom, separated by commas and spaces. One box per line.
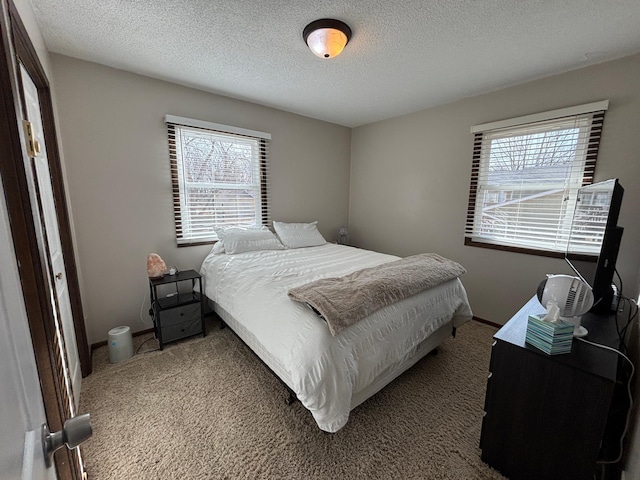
525, 314, 574, 355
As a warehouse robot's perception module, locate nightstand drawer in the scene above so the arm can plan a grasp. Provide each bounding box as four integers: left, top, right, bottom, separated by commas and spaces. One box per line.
159, 303, 201, 327
162, 317, 202, 344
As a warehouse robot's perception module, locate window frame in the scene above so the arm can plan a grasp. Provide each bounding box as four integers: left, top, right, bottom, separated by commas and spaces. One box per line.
465, 101, 608, 258
165, 115, 271, 247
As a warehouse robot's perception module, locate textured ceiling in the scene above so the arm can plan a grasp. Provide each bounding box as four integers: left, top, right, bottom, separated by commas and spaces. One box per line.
30, 0, 640, 127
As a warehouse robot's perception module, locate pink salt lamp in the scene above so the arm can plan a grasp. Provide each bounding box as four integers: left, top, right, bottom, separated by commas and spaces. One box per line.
146, 253, 167, 279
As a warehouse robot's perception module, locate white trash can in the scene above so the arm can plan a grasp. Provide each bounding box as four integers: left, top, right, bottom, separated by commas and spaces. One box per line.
108, 326, 133, 363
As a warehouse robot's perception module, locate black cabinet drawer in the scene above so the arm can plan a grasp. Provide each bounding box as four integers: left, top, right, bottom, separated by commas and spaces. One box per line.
158, 302, 200, 327
162, 316, 202, 344
479, 371, 493, 450
488, 340, 496, 370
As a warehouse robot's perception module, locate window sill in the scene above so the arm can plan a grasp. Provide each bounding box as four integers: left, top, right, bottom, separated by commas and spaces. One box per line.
464, 237, 596, 262
177, 240, 216, 248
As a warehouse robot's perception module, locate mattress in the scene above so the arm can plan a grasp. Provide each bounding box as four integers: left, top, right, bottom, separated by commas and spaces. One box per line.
200, 243, 473, 432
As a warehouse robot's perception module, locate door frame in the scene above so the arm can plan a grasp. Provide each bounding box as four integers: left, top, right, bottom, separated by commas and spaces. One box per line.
0, 0, 90, 478
7, 0, 90, 378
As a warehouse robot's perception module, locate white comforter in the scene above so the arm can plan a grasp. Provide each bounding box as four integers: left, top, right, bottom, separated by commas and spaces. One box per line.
200, 244, 472, 432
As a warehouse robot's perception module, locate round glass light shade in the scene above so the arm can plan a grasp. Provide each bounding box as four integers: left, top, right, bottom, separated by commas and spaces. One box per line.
306, 27, 348, 58
303, 19, 352, 59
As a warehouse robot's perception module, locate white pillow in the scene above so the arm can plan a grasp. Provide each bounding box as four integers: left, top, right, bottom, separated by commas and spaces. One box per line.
273, 221, 327, 249
210, 241, 226, 255
215, 226, 284, 254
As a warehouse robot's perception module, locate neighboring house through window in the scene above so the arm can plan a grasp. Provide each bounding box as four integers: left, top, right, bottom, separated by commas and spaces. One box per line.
165, 115, 271, 246
465, 101, 608, 257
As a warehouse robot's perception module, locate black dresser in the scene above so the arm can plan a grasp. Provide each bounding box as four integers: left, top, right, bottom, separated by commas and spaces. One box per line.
480, 296, 627, 480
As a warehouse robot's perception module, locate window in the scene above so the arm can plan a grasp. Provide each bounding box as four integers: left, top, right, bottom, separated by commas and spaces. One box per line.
465, 101, 608, 256
165, 115, 270, 246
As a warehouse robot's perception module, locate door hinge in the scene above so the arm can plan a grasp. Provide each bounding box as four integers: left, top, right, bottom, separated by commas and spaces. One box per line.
22, 120, 40, 158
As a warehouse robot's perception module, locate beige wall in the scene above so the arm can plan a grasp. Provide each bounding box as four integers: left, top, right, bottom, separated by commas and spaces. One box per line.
49, 54, 351, 344
350, 53, 640, 325
41, 22, 640, 338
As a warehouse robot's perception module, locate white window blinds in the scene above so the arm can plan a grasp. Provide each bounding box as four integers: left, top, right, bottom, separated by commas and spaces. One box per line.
165, 115, 271, 245
465, 101, 608, 255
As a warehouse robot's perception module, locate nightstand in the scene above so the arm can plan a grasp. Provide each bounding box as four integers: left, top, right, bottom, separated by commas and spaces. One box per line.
149, 270, 205, 349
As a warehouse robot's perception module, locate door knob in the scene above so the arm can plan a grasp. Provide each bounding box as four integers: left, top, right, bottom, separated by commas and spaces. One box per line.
56, 272, 63, 280
42, 413, 92, 467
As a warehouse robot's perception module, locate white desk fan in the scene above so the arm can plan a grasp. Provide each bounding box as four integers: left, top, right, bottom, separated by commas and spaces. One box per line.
536, 274, 594, 337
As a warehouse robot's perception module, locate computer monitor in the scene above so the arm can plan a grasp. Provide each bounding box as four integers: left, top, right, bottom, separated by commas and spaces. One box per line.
565, 178, 624, 311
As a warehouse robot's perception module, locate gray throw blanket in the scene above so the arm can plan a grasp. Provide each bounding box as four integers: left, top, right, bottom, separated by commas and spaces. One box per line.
288, 253, 466, 336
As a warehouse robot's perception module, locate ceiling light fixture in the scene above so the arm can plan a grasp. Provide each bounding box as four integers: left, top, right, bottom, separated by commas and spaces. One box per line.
303, 19, 352, 59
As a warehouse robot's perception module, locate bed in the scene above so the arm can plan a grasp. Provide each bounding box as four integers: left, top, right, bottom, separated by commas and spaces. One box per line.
199, 238, 472, 433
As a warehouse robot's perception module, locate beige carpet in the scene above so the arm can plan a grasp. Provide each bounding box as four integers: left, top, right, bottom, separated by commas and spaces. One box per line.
80, 319, 507, 479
